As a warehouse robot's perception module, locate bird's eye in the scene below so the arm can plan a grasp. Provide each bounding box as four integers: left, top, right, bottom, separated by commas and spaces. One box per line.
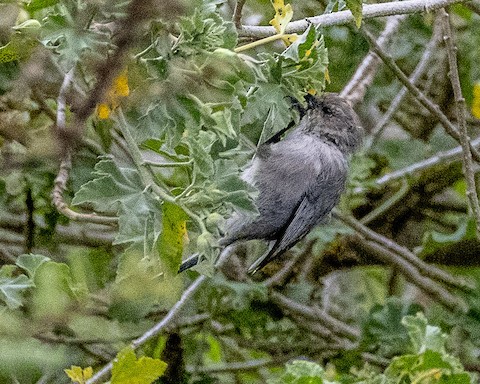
322, 105, 333, 115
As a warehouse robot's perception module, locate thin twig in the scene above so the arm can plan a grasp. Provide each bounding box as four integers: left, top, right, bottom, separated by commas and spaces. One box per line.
270, 291, 360, 340
86, 248, 232, 384
334, 210, 474, 291
238, 0, 469, 38
361, 27, 480, 163
341, 14, 406, 106
187, 357, 287, 374
232, 0, 247, 29
264, 246, 308, 287
362, 136, 480, 190
360, 179, 410, 225
52, 69, 118, 226
0, 249, 16, 264
440, 8, 480, 234
366, 18, 442, 148
348, 234, 468, 313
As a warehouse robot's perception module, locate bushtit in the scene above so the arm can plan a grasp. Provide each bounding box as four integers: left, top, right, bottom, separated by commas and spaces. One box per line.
180, 93, 362, 274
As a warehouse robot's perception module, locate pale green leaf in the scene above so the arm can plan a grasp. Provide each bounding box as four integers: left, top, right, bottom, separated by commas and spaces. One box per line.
0, 274, 34, 309
111, 346, 167, 384
16, 254, 50, 279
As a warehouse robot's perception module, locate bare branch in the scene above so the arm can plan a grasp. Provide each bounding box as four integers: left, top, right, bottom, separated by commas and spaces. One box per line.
361, 27, 480, 163
270, 291, 360, 340
52, 69, 118, 226
364, 136, 480, 189
341, 14, 406, 106
348, 234, 468, 313
186, 357, 287, 374
366, 18, 442, 148
440, 8, 480, 234
238, 0, 469, 38
233, 0, 247, 29
334, 210, 474, 292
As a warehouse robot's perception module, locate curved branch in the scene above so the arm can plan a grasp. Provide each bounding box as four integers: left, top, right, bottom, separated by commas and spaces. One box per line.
52, 69, 119, 226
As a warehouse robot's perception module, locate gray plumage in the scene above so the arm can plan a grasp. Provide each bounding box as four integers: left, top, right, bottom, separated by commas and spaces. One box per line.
179, 93, 363, 275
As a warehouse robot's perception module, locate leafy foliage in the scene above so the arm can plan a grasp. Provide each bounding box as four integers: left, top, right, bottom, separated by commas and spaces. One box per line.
0, 0, 479, 383
111, 347, 167, 384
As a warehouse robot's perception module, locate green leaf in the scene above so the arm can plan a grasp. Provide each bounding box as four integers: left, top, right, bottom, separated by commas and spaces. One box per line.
24, 0, 60, 12
345, 0, 363, 28
402, 313, 447, 354
114, 194, 161, 249
185, 130, 216, 178
0, 273, 34, 309
16, 254, 50, 279
175, 6, 237, 55
214, 159, 258, 213
73, 157, 162, 248
0, 34, 38, 63
157, 202, 188, 275
267, 360, 335, 384
41, 10, 109, 67
111, 346, 167, 384
361, 298, 423, 356
241, 84, 293, 144
72, 157, 141, 211
64, 365, 93, 384
31, 261, 76, 320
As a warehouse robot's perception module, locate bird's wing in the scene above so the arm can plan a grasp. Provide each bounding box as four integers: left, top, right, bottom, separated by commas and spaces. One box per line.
247, 158, 347, 275
247, 194, 317, 274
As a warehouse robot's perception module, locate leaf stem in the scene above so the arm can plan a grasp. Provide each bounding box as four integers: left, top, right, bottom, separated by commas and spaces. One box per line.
234, 33, 286, 52
115, 108, 207, 233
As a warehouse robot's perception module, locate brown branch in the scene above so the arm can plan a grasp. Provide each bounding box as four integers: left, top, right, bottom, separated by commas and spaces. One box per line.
233, 0, 247, 29
348, 234, 468, 313
52, 69, 118, 226
334, 210, 474, 292
440, 8, 480, 234
270, 291, 360, 341
264, 245, 309, 287
361, 27, 480, 163
61, 0, 158, 152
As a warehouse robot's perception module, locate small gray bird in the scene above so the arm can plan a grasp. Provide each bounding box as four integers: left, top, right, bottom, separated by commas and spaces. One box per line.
179, 93, 363, 275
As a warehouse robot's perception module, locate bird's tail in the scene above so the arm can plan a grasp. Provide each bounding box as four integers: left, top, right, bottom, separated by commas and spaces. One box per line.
177, 253, 200, 273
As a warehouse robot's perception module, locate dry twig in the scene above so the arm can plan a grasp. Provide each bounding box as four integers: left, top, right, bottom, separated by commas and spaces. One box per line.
361, 27, 480, 163
440, 8, 480, 234
52, 69, 118, 226
341, 14, 406, 106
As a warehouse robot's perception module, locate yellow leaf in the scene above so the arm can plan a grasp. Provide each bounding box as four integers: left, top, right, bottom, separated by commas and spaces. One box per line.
97, 103, 111, 119
324, 68, 331, 84
114, 70, 130, 97
269, 0, 294, 35
96, 69, 129, 118
472, 82, 480, 119
65, 365, 93, 384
